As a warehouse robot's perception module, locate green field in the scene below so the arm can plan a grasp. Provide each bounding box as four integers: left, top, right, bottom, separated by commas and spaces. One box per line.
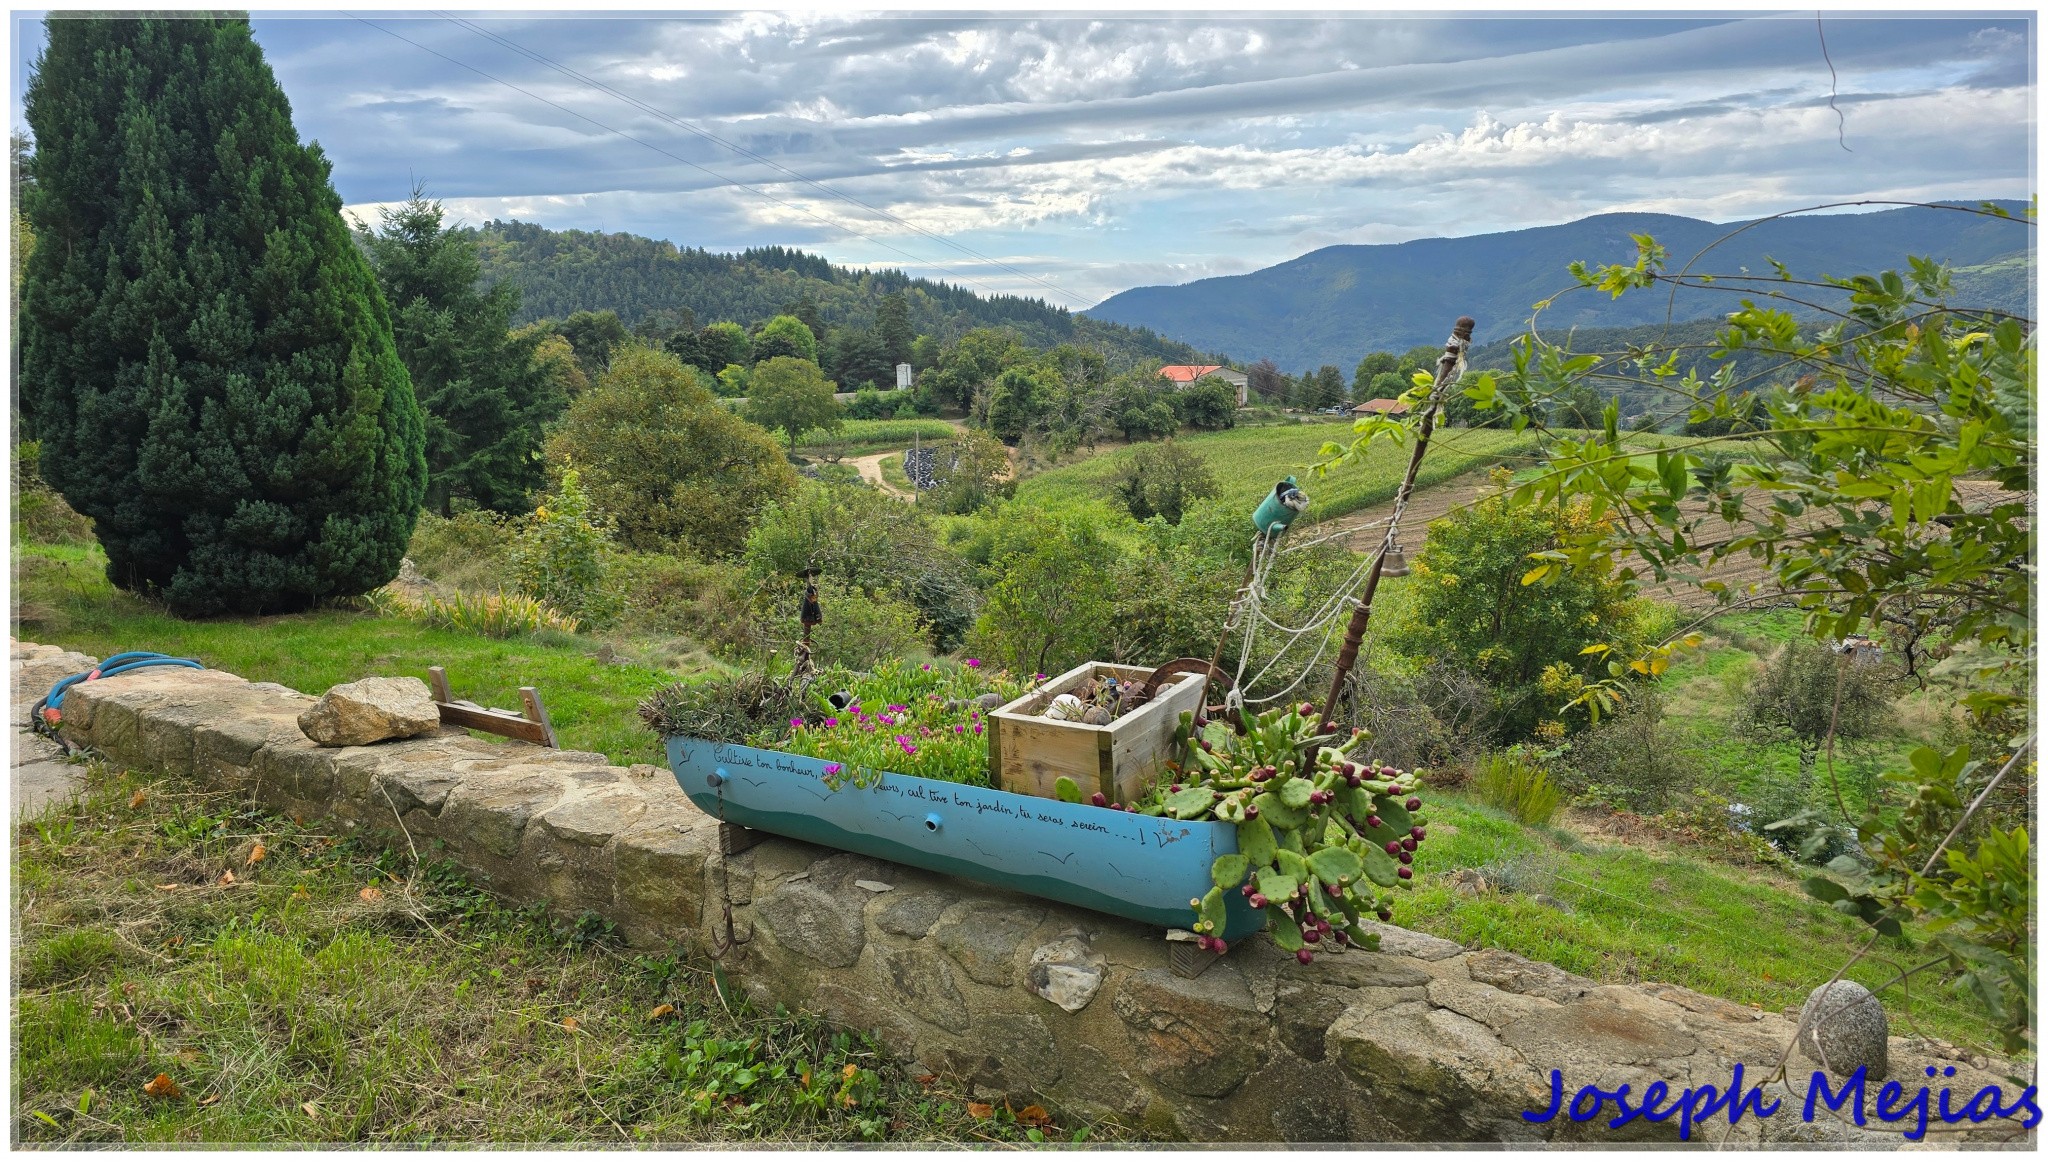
1014, 423, 1539, 521
795, 418, 958, 458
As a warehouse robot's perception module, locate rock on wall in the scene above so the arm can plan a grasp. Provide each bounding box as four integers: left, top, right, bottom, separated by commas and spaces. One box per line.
20, 641, 2034, 1145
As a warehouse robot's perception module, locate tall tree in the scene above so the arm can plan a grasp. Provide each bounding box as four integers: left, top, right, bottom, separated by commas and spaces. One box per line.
744, 356, 843, 449
364, 186, 564, 513
875, 289, 913, 366
19, 15, 425, 614
752, 314, 819, 364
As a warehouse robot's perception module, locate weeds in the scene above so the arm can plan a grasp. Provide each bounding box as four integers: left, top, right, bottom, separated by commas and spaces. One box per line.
367, 587, 581, 637
1471, 750, 1563, 826
13, 761, 1102, 1145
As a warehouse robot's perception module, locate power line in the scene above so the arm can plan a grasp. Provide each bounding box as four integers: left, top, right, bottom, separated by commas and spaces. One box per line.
344, 13, 1053, 310
433, 12, 1092, 312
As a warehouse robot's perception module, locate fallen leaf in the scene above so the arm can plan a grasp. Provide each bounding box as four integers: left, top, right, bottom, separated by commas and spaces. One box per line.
966, 1102, 993, 1119
246, 842, 267, 867
128, 789, 147, 809
121, 983, 137, 997
142, 1073, 182, 1099
301, 1100, 319, 1118
915, 1074, 937, 1088
647, 1003, 675, 1021
217, 869, 235, 886
155, 884, 179, 891
1018, 1104, 1052, 1127
358, 887, 384, 902
174, 1047, 200, 1065
841, 1063, 858, 1081
562, 1017, 580, 1031
197, 1094, 220, 1107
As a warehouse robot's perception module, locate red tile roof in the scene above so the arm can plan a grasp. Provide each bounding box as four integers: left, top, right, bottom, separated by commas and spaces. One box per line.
1353, 398, 1412, 414
1158, 365, 1224, 383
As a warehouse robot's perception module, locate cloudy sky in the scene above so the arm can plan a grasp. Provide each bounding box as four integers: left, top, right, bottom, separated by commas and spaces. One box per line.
10, 9, 2035, 308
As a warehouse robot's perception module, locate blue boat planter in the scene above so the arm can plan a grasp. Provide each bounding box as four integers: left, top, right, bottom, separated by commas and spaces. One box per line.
666, 736, 1267, 941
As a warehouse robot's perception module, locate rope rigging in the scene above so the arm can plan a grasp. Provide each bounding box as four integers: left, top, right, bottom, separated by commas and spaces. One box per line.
1217, 320, 1473, 712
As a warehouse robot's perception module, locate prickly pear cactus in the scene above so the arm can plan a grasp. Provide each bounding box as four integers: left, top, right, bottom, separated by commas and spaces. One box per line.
1129, 701, 1430, 963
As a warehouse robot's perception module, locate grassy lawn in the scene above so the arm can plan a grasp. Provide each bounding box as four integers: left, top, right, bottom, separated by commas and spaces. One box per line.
1014, 423, 1538, 521
1402, 793, 2007, 1055
13, 762, 1086, 1145
14, 542, 685, 767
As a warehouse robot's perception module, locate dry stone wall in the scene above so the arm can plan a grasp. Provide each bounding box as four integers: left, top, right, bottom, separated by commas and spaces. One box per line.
15, 641, 2035, 1146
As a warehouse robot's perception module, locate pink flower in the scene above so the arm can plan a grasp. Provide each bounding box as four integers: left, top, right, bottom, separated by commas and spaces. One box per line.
824, 717, 839, 727
921, 663, 932, 671
790, 717, 804, 728
879, 713, 896, 726
965, 658, 982, 668
824, 763, 843, 776
1032, 673, 1047, 681
954, 724, 965, 734
888, 704, 906, 713
972, 723, 984, 735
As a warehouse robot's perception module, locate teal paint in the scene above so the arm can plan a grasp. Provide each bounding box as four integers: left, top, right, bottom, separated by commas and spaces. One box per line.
667, 737, 1265, 941
1252, 476, 1308, 535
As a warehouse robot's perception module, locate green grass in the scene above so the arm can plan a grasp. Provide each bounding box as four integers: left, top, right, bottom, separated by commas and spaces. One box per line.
1014, 424, 1539, 522
13, 762, 1092, 1145
14, 543, 684, 767
879, 453, 913, 495
1401, 792, 2007, 1054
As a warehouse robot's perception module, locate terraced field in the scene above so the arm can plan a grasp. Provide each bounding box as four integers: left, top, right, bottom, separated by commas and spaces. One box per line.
1013, 421, 1541, 522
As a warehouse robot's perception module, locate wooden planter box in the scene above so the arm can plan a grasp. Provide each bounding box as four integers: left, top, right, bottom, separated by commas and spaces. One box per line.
986, 662, 1208, 806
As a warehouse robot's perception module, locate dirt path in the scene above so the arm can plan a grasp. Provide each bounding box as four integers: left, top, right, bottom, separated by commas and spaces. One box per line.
849, 451, 914, 500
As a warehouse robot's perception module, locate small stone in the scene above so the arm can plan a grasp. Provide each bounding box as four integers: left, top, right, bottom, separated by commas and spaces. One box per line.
1026, 936, 1107, 1012
1798, 979, 1889, 1079
297, 676, 440, 747
855, 879, 895, 893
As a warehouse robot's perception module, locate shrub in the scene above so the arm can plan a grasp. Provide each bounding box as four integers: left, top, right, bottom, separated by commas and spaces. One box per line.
22, 16, 426, 615
1471, 749, 1563, 826
1562, 692, 1701, 812
610, 552, 732, 637
545, 345, 798, 557
1106, 440, 1219, 524
509, 470, 620, 628
406, 507, 517, 593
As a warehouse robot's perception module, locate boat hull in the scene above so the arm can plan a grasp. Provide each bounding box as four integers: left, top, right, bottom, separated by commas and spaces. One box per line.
665, 737, 1265, 941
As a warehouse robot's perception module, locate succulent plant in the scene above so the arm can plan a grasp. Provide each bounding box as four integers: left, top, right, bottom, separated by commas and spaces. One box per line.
1135, 701, 1430, 964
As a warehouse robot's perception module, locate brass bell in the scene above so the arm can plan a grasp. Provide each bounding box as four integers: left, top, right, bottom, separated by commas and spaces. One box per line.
1381, 542, 1411, 578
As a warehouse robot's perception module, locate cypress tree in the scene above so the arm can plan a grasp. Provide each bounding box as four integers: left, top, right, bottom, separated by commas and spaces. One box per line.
364, 185, 563, 513
19, 15, 425, 614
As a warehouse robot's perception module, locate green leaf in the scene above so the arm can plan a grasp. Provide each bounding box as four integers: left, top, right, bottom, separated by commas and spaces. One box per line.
1276, 849, 1309, 882
1802, 876, 1849, 903
1210, 853, 1250, 892
1276, 777, 1314, 810
1166, 784, 1215, 819
1268, 909, 1304, 952
1251, 792, 1306, 830
1239, 817, 1277, 866
1257, 868, 1300, 903
1198, 887, 1226, 934
1372, 797, 1413, 833
1362, 843, 1399, 887
1052, 776, 1082, 804
1307, 846, 1363, 886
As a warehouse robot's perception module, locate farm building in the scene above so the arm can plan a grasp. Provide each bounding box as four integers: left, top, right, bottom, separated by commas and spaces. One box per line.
1158, 364, 1249, 407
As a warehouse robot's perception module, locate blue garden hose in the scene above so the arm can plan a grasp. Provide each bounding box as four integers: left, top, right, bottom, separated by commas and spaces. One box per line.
31, 651, 205, 735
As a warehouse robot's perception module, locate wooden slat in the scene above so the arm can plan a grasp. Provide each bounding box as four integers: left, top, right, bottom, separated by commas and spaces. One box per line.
426, 665, 452, 704
518, 686, 559, 749
435, 701, 550, 745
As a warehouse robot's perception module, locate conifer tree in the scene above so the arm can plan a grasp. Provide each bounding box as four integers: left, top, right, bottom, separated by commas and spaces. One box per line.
364, 186, 564, 513
19, 15, 426, 615
876, 289, 913, 366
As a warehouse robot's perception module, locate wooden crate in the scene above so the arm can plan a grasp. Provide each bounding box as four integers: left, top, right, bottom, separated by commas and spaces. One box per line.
987, 662, 1207, 805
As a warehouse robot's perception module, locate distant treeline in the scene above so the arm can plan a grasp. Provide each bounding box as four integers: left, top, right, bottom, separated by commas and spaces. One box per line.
466, 220, 1219, 370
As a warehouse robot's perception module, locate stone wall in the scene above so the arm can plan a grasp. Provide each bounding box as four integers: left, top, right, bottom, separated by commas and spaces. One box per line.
17, 640, 2034, 1146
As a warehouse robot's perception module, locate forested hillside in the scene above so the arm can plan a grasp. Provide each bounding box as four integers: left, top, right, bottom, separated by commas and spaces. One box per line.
1087, 201, 2032, 371
468, 220, 1219, 369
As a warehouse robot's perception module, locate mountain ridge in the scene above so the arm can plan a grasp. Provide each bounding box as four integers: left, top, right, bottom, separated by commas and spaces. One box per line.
1085, 201, 2034, 371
